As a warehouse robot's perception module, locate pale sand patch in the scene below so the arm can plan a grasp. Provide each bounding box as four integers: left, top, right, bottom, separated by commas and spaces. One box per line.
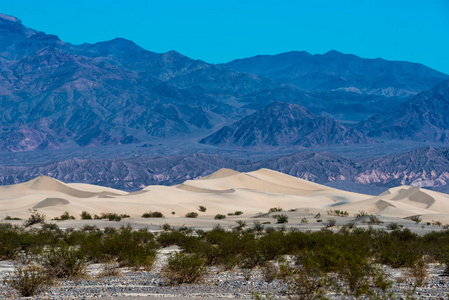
1, 168, 449, 226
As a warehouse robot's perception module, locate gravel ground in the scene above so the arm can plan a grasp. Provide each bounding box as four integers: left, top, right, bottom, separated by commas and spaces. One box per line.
1, 248, 449, 299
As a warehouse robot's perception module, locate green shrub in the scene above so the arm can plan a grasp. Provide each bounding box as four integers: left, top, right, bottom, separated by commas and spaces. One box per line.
161, 253, 207, 284
185, 212, 198, 218
80, 211, 92, 220
272, 214, 289, 224
161, 223, 172, 231
324, 218, 336, 228
6, 265, 53, 297
142, 211, 164, 218
354, 211, 369, 218
40, 246, 86, 279
410, 215, 422, 224
23, 210, 46, 227
53, 211, 75, 221
214, 214, 226, 220
367, 215, 383, 225
269, 207, 283, 213
198, 206, 207, 212
235, 211, 243, 216
4, 216, 21, 220
253, 221, 264, 232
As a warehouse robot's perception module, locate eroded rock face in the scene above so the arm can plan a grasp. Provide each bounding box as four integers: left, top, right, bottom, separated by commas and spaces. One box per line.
200, 102, 368, 147
357, 80, 449, 143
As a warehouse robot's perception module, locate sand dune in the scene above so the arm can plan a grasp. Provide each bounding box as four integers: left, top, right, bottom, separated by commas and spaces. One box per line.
1, 169, 449, 226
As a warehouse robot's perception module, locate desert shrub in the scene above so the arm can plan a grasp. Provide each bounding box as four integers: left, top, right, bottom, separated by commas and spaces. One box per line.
272, 214, 289, 224
354, 211, 369, 218
410, 215, 422, 224
97, 263, 122, 278
161, 223, 172, 231
327, 209, 349, 217
141, 211, 164, 218
23, 210, 46, 227
4, 216, 21, 220
178, 226, 193, 234
236, 220, 247, 229
261, 262, 278, 283
80, 211, 92, 220
157, 231, 188, 247
367, 215, 383, 225
300, 217, 308, 224
386, 222, 401, 230
268, 207, 283, 213
198, 206, 207, 212
214, 214, 226, 220
234, 211, 243, 216
161, 253, 207, 284
185, 212, 198, 218
5, 265, 53, 297
314, 212, 321, 219
53, 211, 75, 221
253, 221, 264, 232
40, 246, 86, 279
82, 224, 99, 232
324, 218, 336, 228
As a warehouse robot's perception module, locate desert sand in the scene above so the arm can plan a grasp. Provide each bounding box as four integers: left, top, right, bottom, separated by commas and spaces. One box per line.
1, 168, 449, 228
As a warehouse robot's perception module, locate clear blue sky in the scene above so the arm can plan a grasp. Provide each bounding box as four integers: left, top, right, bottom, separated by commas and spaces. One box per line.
3, 0, 449, 73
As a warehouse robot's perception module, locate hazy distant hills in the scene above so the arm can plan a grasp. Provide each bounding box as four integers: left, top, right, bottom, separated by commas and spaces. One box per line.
357, 80, 449, 143
200, 102, 368, 147
223, 51, 449, 122
1, 147, 449, 193
223, 50, 448, 96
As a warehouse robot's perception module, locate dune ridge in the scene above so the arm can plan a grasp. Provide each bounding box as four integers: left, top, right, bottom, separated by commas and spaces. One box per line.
1, 168, 449, 224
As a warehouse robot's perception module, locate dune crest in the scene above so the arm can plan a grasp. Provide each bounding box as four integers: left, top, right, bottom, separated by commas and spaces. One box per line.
1, 169, 449, 222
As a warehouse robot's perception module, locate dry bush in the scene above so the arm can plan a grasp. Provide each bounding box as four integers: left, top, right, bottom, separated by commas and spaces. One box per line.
5, 265, 53, 297
97, 263, 122, 278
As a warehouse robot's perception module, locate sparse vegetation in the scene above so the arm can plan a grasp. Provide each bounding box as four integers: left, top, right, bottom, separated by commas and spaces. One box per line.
80, 211, 93, 220
272, 214, 289, 224
161, 253, 206, 284
354, 210, 369, 218
327, 209, 349, 217
142, 211, 164, 218
367, 214, 383, 225
52, 211, 75, 221
4, 216, 21, 220
23, 209, 46, 227
6, 265, 53, 297
214, 214, 226, 220
323, 218, 336, 228
185, 212, 199, 218
268, 207, 283, 213
411, 215, 422, 224
198, 206, 207, 212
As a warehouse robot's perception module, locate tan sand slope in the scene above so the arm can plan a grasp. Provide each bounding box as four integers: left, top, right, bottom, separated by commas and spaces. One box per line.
1, 169, 449, 224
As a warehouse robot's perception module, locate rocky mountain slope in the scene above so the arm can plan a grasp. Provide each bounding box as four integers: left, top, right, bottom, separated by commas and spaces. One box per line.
223, 50, 448, 96
223, 51, 449, 121
199, 102, 368, 147
357, 80, 449, 143
1, 147, 448, 193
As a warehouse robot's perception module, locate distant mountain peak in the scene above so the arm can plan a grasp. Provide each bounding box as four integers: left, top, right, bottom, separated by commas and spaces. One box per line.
200, 101, 368, 147
0, 13, 21, 23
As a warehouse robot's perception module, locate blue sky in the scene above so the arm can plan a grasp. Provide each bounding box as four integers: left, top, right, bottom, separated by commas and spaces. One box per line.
3, 0, 449, 73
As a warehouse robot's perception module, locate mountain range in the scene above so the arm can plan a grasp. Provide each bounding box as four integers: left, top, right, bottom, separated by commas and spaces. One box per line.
1, 13, 449, 195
